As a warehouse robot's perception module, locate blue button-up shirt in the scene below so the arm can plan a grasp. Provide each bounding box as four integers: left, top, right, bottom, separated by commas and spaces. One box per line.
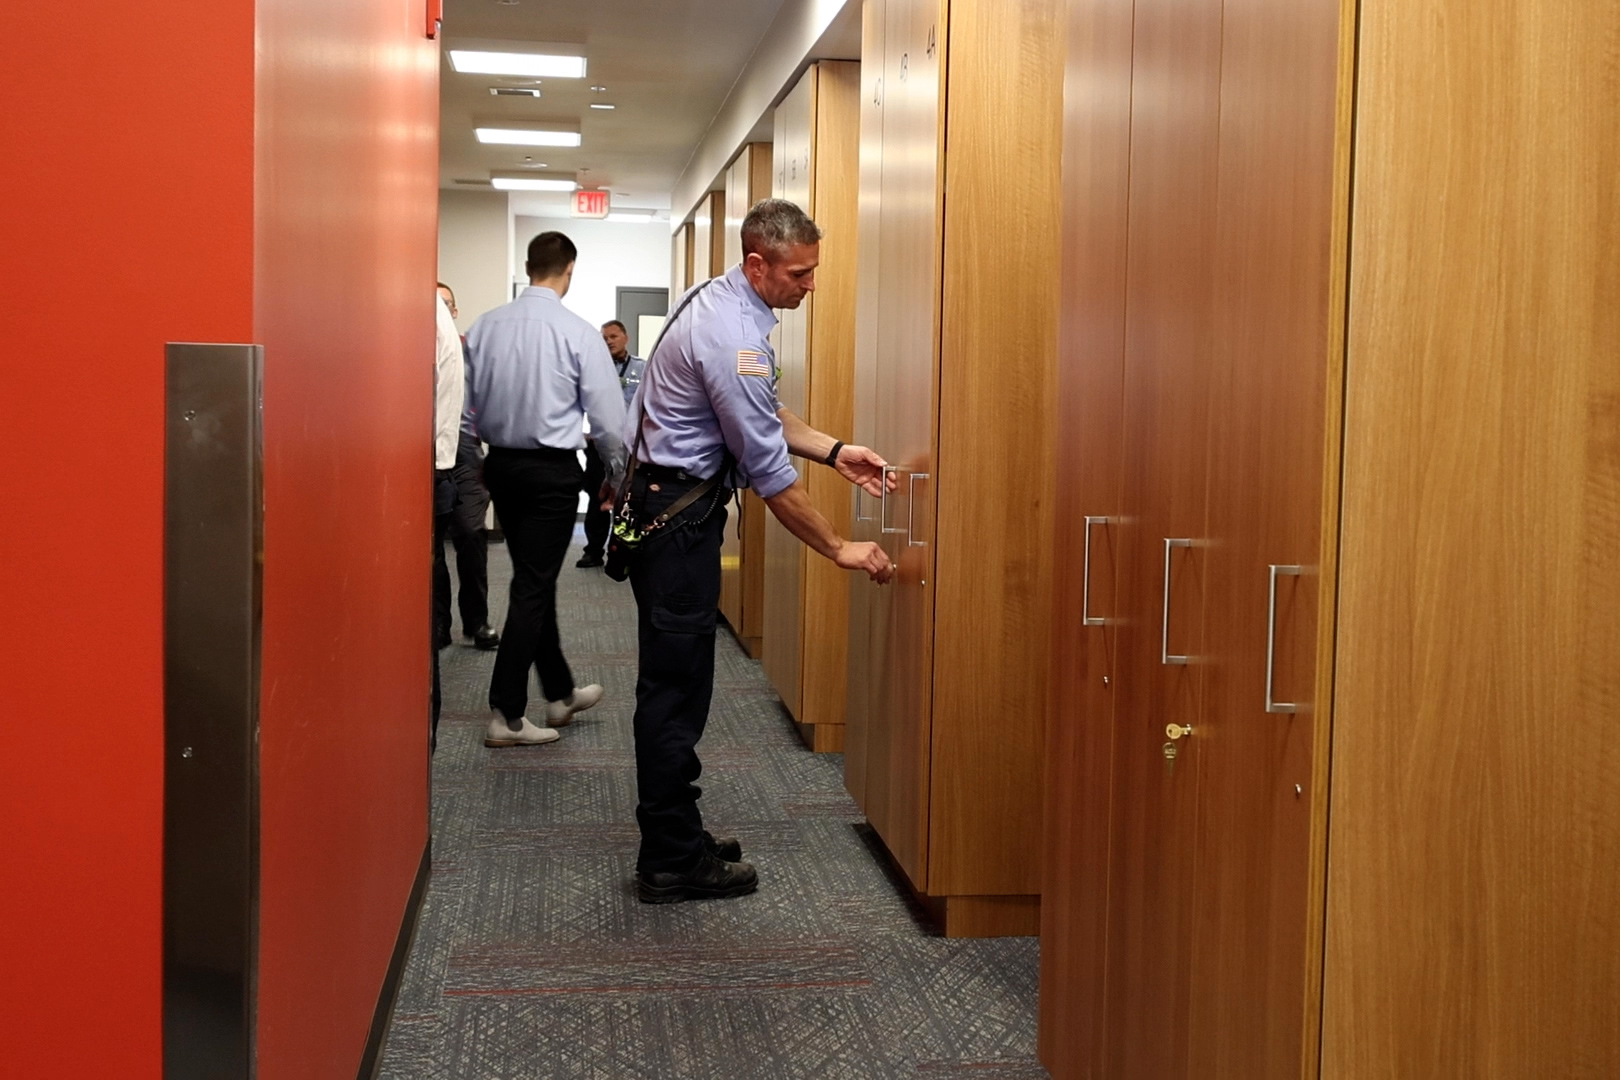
613, 354, 647, 409
465, 286, 627, 479
625, 265, 797, 499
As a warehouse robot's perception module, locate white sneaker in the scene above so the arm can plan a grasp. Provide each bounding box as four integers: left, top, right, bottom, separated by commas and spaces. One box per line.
545, 684, 604, 727
484, 713, 561, 748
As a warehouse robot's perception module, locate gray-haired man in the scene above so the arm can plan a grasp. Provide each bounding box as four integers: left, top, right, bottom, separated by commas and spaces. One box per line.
619, 198, 894, 904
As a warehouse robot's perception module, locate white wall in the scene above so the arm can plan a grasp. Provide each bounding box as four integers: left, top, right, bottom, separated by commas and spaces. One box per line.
512, 215, 672, 330
437, 189, 511, 332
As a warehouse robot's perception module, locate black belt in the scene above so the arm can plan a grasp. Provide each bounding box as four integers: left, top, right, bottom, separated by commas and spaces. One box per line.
486, 445, 579, 461
637, 461, 711, 484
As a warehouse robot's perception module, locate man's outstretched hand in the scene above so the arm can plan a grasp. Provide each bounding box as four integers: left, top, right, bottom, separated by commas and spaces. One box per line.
834, 445, 895, 498
836, 540, 894, 584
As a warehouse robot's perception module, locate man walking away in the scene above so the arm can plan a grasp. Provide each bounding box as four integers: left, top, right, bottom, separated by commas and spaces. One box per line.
465, 232, 628, 747
578, 319, 647, 568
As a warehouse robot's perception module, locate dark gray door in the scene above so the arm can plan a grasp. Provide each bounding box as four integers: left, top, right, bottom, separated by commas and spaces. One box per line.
615, 287, 670, 356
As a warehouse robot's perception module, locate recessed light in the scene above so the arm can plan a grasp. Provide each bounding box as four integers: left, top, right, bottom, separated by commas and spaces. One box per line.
476, 127, 582, 147
589, 103, 616, 110
490, 176, 577, 192
449, 50, 587, 78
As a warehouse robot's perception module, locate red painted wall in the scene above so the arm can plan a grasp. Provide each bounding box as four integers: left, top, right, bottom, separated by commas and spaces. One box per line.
0, 4, 255, 1076
0, 1, 436, 1076
253, 0, 438, 1076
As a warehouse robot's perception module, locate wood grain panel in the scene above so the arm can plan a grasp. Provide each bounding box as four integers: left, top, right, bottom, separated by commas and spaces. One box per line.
1036, 0, 1135, 1071
671, 223, 690, 299
799, 60, 861, 736
1185, 0, 1346, 1076
1324, 1, 1620, 1075
865, 0, 945, 890
930, 0, 1062, 898
1099, 0, 1223, 1072
763, 73, 815, 720
844, 0, 887, 810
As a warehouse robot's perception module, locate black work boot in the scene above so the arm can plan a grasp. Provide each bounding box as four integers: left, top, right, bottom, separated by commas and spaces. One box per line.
703, 832, 742, 863
637, 853, 758, 905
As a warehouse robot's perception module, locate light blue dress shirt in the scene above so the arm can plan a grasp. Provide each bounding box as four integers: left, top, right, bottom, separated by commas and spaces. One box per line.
614, 354, 647, 409
465, 286, 627, 479
624, 265, 798, 499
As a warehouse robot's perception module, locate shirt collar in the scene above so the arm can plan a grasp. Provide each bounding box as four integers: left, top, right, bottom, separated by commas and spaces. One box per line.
520, 286, 559, 302
723, 264, 779, 338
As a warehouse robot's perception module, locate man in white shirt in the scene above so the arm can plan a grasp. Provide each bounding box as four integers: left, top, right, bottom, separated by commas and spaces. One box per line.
431, 291, 464, 747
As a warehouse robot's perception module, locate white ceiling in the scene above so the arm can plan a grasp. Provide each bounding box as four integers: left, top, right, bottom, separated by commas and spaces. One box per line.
439, 0, 792, 211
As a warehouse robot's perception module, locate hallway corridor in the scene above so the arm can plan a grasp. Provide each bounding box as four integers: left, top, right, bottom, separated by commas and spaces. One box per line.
377, 532, 1046, 1079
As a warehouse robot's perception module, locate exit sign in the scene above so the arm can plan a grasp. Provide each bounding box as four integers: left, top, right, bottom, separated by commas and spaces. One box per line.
571, 190, 611, 219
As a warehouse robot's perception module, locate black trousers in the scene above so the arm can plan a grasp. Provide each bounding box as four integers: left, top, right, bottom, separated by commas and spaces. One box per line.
627, 471, 732, 875
432, 436, 493, 642
431, 469, 456, 748
581, 439, 609, 560
483, 446, 582, 720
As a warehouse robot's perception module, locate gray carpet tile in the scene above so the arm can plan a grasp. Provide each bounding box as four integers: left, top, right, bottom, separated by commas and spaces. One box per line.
381, 523, 1047, 1079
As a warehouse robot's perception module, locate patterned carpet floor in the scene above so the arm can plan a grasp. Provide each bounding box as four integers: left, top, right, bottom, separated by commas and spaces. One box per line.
379, 527, 1048, 1080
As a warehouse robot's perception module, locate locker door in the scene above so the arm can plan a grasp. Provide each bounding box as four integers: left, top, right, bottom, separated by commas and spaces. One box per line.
844, 0, 887, 810
1185, 0, 1345, 1074
1101, 0, 1224, 1073
865, 0, 943, 890
762, 72, 815, 721
1037, 0, 1135, 1070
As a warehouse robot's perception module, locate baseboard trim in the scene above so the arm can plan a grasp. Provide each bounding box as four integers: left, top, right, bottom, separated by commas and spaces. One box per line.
356, 839, 432, 1080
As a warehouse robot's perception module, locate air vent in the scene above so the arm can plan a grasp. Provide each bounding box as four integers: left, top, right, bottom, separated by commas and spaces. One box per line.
454, 178, 494, 186
490, 87, 541, 97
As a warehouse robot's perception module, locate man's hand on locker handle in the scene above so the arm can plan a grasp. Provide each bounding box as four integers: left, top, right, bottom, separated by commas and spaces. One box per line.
835, 540, 895, 584
765, 480, 894, 584
833, 444, 893, 498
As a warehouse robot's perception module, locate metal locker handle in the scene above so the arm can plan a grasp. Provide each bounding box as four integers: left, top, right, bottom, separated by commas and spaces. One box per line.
1082, 516, 1111, 626
1162, 538, 1194, 665
906, 473, 930, 547
1266, 564, 1305, 713
880, 465, 905, 534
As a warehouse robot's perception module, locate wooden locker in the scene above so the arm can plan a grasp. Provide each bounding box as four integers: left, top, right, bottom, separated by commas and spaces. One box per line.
1039, 0, 1620, 1075
845, 0, 1062, 937
844, 0, 888, 812
670, 221, 691, 299
716, 145, 772, 657
760, 62, 860, 753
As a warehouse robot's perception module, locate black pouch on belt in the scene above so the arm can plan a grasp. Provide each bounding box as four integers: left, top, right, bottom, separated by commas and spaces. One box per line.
604, 465, 726, 582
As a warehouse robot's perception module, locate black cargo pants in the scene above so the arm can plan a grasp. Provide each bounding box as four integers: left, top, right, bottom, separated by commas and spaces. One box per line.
626, 468, 732, 875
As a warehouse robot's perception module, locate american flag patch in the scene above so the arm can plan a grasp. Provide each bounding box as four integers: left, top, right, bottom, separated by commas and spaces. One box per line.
736, 349, 771, 377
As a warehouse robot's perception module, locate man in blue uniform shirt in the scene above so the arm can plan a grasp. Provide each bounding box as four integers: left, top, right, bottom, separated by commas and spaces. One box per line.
465, 231, 628, 748
620, 199, 894, 904
578, 319, 647, 568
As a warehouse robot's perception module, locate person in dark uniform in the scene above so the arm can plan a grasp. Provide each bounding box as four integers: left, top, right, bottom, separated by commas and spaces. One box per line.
578, 320, 647, 568
619, 199, 893, 904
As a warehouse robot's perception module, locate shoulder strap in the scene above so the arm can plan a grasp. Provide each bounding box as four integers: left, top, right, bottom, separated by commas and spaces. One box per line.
619, 279, 719, 498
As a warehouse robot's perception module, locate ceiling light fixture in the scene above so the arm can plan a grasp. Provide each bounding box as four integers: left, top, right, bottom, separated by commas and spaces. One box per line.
449, 50, 587, 78
476, 127, 582, 147
589, 103, 616, 110
606, 211, 655, 222
490, 176, 577, 192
